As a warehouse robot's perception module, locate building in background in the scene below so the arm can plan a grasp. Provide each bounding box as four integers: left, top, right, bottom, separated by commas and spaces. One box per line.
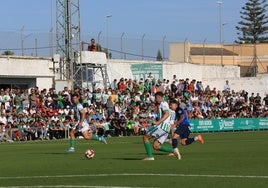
169, 42, 268, 76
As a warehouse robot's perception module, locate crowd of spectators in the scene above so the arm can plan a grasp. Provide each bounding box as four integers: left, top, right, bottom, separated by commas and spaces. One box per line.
1, 74, 268, 142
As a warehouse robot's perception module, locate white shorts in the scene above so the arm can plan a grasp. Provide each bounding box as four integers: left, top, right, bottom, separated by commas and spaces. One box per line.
78, 121, 90, 133
148, 124, 169, 144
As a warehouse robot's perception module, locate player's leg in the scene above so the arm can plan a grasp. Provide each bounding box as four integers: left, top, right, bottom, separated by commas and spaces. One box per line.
170, 132, 181, 160
152, 139, 173, 154
181, 134, 205, 146
82, 130, 107, 144
169, 123, 182, 159
142, 133, 154, 160
66, 129, 76, 152
172, 132, 180, 148
81, 122, 107, 144
150, 126, 173, 155
180, 126, 204, 146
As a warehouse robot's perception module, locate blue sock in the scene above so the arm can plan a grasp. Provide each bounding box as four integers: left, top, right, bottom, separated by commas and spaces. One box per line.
172, 139, 178, 148
186, 138, 194, 145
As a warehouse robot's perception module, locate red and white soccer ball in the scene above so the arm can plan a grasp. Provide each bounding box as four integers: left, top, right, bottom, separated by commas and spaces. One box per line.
85, 149, 95, 159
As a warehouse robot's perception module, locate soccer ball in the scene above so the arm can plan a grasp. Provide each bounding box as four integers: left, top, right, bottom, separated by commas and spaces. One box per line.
85, 149, 95, 159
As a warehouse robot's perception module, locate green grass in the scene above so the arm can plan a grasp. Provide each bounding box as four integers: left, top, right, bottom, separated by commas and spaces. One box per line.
0, 131, 268, 188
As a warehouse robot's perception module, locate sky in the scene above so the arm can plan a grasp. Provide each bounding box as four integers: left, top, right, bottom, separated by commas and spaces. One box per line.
0, 0, 247, 58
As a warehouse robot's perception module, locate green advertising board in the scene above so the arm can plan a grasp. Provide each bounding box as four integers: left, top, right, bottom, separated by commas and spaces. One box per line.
131, 64, 163, 81
189, 118, 268, 132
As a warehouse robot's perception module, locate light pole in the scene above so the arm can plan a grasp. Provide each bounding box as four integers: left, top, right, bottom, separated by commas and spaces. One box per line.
162, 35, 166, 61
217, 1, 222, 45
35, 38, 38, 56
217, 1, 223, 66
142, 34, 145, 60
184, 38, 188, 62
106, 14, 112, 57
21, 26, 34, 56
203, 38, 207, 64
121, 32, 125, 59
98, 30, 102, 49
21, 26, 24, 56
221, 22, 228, 65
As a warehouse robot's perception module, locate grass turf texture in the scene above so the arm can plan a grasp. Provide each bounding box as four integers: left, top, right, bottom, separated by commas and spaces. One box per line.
0, 131, 268, 188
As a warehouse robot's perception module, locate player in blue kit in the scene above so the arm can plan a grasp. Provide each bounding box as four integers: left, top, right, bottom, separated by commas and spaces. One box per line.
169, 99, 204, 159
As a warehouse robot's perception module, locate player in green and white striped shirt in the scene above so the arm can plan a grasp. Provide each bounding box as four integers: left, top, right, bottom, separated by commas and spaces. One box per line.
66, 93, 107, 153
142, 91, 174, 160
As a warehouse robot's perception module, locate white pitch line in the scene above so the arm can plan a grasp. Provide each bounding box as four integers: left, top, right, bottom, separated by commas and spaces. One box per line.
0, 186, 142, 188
0, 173, 268, 180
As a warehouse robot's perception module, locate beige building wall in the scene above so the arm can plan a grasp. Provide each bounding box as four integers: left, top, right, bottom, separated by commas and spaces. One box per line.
169, 42, 268, 73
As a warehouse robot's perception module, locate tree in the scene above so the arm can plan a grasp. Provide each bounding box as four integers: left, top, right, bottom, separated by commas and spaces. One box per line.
156, 49, 163, 61
236, 0, 268, 43
2, 50, 14, 55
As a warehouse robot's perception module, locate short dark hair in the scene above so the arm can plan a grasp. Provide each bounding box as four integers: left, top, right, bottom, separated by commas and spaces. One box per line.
169, 99, 178, 104
72, 93, 80, 98
155, 91, 164, 97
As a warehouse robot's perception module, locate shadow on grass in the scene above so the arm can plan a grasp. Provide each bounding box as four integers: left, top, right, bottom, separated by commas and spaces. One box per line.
111, 157, 142, 160
42, 152, 71, 155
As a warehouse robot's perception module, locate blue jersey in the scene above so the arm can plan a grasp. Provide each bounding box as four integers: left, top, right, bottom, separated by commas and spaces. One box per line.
175, 107, 190, 126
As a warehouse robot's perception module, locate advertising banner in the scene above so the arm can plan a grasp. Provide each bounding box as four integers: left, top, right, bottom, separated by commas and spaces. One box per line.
131, 64, 163, 81
189, 118, 268, 132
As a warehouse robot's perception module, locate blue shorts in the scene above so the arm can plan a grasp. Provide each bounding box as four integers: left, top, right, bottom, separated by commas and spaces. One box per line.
174, 125, 190, 139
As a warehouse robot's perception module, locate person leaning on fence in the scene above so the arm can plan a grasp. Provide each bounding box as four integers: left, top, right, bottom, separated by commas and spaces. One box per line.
88, 38, 96, 51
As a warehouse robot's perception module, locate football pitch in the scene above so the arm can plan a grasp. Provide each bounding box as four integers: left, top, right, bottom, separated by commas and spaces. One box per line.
0, 131, 268, 188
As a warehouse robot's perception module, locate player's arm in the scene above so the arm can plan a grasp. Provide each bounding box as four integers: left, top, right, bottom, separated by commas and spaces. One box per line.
153, 110, 169, 125
78, 108, 86, 128
174, 114, 184, 127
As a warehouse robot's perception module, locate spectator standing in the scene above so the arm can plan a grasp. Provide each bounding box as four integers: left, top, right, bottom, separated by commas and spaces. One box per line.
50, 89, 59, 110
14, 91, 23, 113
223, 80, 231, 92
93, 88, 103, 109
110, 79, 118, 90
106, 96, 114, 118
262, 94, 268, 107
170, 81, 177, 94
249, 93, 255, 106
177, 79, 184, 93
147, 72, 154, 82
29, 89, 36, 109
254, 93, 262, 105
88, 38, 96, 51
3, 91, 11, 111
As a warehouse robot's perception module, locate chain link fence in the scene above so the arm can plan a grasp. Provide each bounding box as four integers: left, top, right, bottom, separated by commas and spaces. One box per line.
0, 30, 171, 61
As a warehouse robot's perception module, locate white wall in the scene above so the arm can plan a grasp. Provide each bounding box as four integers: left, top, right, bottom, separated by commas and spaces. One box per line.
0, 56, 267, 98
0, 56, 53, 76
36, 77, 54, 90
0, 56, 54, 90
108, 59, 267, 97
203, 75, 268, 98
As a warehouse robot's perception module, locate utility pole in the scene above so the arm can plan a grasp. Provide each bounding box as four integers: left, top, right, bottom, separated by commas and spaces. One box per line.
56, 0, 81, 89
